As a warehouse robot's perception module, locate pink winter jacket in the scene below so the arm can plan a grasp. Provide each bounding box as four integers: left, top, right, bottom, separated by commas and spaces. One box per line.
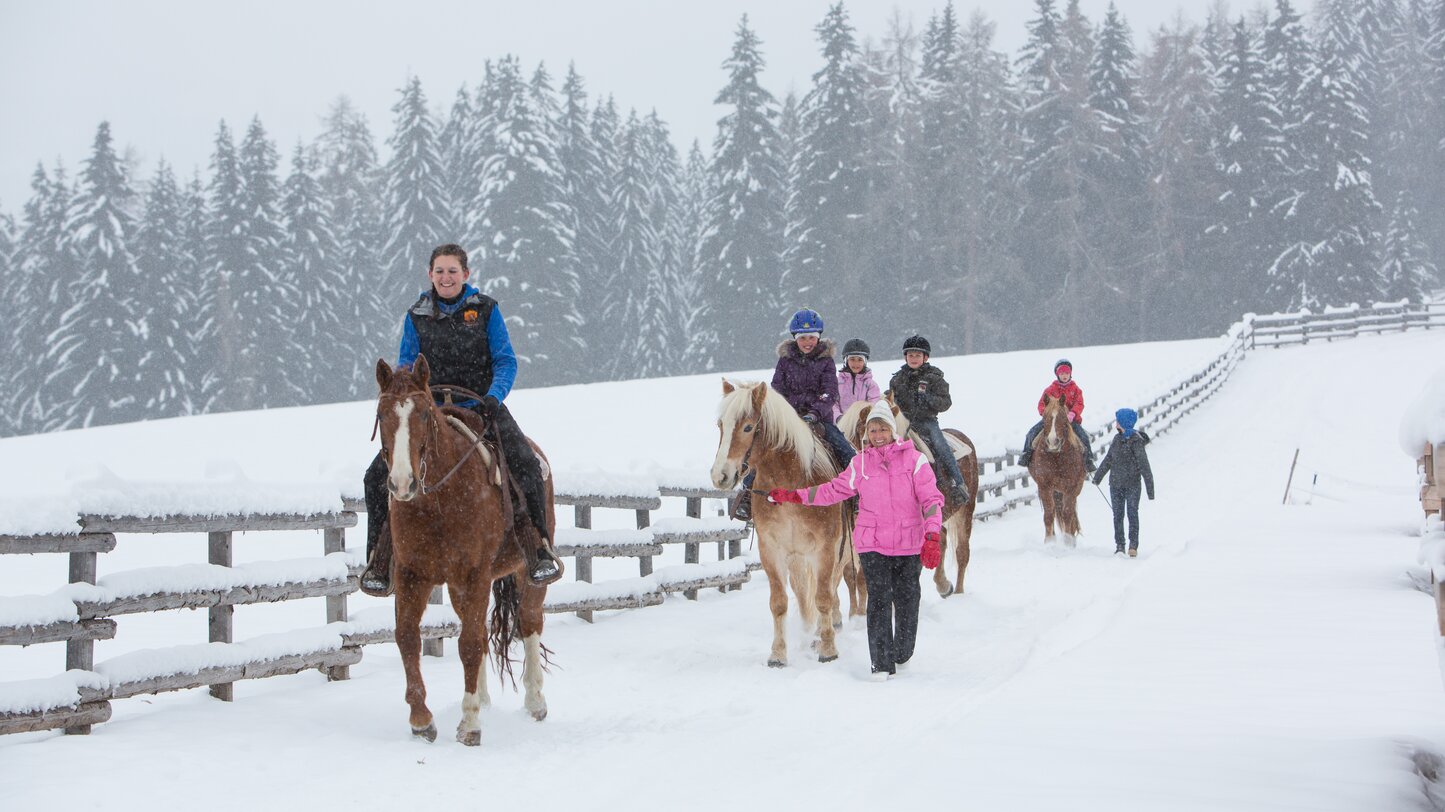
833, 368, 882, 420
794, 439, 945, 556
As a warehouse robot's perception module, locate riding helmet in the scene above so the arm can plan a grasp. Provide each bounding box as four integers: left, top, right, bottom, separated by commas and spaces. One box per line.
787, 308, 824, 335
1054, 358, 1073, 377
842, 338, 870, 360
902, 335, 932, 356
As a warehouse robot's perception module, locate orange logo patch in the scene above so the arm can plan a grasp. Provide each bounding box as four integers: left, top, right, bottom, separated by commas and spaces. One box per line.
463, 310, 479, 323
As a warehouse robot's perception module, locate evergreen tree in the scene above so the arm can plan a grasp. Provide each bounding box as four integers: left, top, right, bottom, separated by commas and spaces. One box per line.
0, 201, 16, 434
556, 64, 611, 343
282, 144, 351, 402
437, 85, 475, 240
675, 140, 716, 371
589, 95, 623, 316
699, 15, 787, 369
380, 76, 449, 314
1378, 189, 1438, 299
601, 110, 658, 379
131, 159, 194, 417
47, 122, 139, 430
197, 120, 246, 411
787, 3, 871, 329
468, 55, 581, 384
4, 165, 68, 432
634, 111, 687, 377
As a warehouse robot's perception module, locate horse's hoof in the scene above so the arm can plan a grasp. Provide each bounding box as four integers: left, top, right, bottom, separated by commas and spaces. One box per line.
456, 728, 481, 747
937, 583, 954, 599
818, 653, 838, 664
767, 658, 786, 668
530, 706, 548, 722
413, 723, 437, 743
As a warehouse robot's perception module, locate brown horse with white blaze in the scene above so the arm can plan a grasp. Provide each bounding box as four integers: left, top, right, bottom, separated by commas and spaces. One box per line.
711, 380, 861, 667
375, 356, 552, 745
1028, 394, 1086, 547
839, 397, 979, 598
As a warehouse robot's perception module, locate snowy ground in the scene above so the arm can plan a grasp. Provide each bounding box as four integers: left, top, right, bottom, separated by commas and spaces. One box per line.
3, 331, 1445, 810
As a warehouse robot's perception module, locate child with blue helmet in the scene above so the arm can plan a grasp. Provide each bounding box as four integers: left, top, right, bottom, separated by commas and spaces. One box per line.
1092, 407, 1155, 557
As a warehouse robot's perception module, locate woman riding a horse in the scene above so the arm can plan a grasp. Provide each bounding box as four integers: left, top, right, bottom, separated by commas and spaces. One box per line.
361, 243, 562, 595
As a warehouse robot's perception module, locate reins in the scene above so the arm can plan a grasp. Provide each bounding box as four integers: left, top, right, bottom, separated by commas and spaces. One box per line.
374, 384, 499, 497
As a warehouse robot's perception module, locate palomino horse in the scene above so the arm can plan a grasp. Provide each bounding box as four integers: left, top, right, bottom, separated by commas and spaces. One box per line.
838, 397, 980, 598
1028, 394, 1087, 547
711, 380, 861, 667
375, 356, 552, 745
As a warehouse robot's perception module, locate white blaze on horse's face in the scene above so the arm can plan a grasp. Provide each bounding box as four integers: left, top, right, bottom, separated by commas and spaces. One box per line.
388, 398, 419, 501
711, 401, 757, 490
1045, 407, 1063, 452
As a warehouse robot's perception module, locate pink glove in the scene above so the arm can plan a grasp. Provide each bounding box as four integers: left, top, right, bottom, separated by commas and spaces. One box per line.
768, 488, 803, 505
1067, 410, 1077, 423
921, 533, 942, 569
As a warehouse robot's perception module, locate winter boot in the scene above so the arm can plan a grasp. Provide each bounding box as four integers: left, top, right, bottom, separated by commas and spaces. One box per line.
360, 519, 394, 597
1084, 449, 1097, 472
731, 489, 753, 522
1128, 546, 1138, 558
950, 481, 972, 505
521, 526, 564, 586
1115, 543, 1126, 556
1017, 448, 1033, 469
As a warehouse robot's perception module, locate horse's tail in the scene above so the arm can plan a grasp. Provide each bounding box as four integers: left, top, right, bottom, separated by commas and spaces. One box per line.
489, 574, 523, 687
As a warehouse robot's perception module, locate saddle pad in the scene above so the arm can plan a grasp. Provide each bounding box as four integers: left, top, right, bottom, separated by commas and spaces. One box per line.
908, 429, 974, 463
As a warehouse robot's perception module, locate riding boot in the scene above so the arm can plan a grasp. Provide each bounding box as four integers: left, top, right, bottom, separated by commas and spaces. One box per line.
950, 481, 972, 505
360, 518, 394, 597
1017, 448, 1033, 468
732, 489, 753, 522
1084, 449, 1097, 472
517, 521, 563, 586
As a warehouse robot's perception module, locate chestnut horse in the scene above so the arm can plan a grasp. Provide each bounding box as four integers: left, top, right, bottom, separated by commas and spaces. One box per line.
838, 397, 980, 598
711, 380, 861, 667
375, 356, 552, 745
1028, 394, 1086, 547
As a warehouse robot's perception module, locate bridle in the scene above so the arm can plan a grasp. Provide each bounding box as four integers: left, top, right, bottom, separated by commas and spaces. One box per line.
374, 384, 492, 496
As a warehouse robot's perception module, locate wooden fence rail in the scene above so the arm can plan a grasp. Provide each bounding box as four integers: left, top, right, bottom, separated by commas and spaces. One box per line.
3, 296, 1438, 738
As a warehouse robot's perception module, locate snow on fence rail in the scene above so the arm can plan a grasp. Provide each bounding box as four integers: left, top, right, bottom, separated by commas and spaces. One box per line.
3, 296, 1438, 739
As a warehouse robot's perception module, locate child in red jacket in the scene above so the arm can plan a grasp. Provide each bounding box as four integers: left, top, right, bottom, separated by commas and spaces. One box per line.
1017, 359, 1096, 471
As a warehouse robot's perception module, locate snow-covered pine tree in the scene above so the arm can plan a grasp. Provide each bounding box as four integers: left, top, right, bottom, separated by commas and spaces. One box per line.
787, 3, 870, 331
1210, 17, 1288, 320
468, 55, 580, 385
1138, 20, 1223, 337
45, 121, 140, 430
282, 144, 352, 403
675, 140, 716, 372
0, 201, 16, 434
601, 110, 658, 380
131, 159, 194, 418
5, 164, 70, 432
589, 95, 623, 320
313, 97, 386, 394
178, 171, 209, 357
555, 64, 611, 352
380, 76, 449, 316
196, 121, 246, 412
437, 85, 474, 241
699, 15, 787, 370
1378, 189, 1439, 299
634, 111, 686, 378
1267, 31, 1383, 309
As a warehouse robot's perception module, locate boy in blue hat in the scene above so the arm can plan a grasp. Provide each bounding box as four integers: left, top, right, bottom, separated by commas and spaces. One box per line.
1092, 408, 1155, 556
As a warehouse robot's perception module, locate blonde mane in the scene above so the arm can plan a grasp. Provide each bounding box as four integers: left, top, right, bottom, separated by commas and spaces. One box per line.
719, 382, 836, 480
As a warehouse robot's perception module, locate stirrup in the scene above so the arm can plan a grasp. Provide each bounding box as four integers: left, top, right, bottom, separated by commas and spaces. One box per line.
359, 565, 392, 598
528, 552, 564, 586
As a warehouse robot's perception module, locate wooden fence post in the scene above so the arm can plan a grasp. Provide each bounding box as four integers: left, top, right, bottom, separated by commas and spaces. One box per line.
208, 530, 234, 701
636, 509, 653, 577
323, 525, 350, 680
574, 505, 593, 623
423, 586, 445, 657
63, 546, 99, 734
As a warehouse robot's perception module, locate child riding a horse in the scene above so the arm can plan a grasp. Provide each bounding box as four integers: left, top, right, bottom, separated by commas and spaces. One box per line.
887, 336, 970, 504
1017, 358, 1096, 471
733, 308, 856, 521
833, 338, 881, 420
769, 402, 945, 678
361, 243, 562, 595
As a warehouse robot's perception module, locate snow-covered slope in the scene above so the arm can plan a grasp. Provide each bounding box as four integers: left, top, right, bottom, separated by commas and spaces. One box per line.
3, 331, 1444, 811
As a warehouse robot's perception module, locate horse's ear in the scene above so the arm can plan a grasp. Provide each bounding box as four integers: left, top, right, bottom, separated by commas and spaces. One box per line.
750, 381, 768, 413
722, 378, 735, 395
376, 359, 393, 392
414, 354, 431, 390
884, 389, 896, 407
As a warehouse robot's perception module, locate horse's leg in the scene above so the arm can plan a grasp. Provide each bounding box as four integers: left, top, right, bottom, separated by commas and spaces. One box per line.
953, 510, 974, 595
812, 550, 840, 663
519, 581, 548, 721
450, 575, 489, 746
1063, 482, 1083, 546
760, 542, 790, 667
787, 554, 818, 632
831, 555, 848, 629
394, 572, 436, 742
1041, 485, 1058, 543
933, 523, 953, 598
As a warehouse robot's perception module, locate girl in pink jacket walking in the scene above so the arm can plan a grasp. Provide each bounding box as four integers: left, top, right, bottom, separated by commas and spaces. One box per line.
770, 402, 945, 678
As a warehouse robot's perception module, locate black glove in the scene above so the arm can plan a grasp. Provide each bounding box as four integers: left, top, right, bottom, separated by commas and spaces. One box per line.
1147, 491, 1155, 501
1092, 474, 1103, 486
802, 413, 818, 424
481, 395, 501, 417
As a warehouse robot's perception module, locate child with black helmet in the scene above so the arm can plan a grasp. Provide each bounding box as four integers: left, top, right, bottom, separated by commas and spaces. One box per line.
1017, 359, 1096, 471
888, 336, 970, 504
834, 338, 881, 420
733, 308, 857, 521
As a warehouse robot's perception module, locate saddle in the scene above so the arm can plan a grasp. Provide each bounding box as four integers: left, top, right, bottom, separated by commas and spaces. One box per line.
440, 405, 536, 531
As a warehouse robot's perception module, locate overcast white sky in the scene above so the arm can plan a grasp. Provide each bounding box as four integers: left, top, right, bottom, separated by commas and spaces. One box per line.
1, 0, 1241, 212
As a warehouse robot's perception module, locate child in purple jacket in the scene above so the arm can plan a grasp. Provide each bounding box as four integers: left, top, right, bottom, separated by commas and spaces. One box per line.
771, 403, 944, 678
834, 338, 882, 420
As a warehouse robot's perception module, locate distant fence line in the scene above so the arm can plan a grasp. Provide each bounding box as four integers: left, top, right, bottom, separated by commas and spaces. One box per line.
2, 296, 1439, 737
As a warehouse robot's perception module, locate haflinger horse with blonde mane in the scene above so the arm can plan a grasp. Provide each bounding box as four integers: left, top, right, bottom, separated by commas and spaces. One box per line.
1028, 394, 1087, 546
374, 355, 552, 745
838, 396, 979, 598
711, 380, 862, 667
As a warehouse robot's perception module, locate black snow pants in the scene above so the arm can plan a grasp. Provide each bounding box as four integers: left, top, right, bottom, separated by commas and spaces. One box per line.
859, 551, 923, 674
1110, 484, 1142, 550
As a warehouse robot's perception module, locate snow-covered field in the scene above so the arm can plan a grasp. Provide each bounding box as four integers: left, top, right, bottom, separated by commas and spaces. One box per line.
3, 331, 1445, 810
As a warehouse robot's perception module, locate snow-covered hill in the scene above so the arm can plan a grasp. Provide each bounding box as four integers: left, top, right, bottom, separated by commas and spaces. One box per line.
3, 331, 1444, 811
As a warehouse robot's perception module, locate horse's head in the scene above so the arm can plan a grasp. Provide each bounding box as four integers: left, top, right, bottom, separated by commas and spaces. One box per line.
883, 390, 910, 437
375, 355, 438, 503
711, 379, 768, 490
1038, 395, 1077, 454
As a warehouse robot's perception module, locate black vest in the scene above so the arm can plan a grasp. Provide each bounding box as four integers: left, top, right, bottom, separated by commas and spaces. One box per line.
407, 291, 496, 398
